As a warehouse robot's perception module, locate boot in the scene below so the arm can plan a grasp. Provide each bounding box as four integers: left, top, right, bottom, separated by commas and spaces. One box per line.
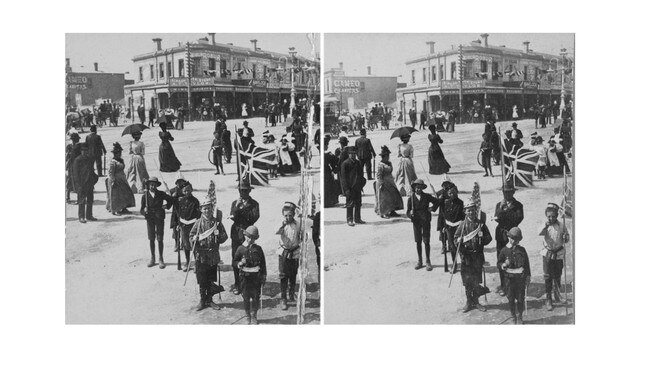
245, 311, 251, 325
511, 313, 518, 324
475, 301, 486, 312
426, 260, 433, 271
517, 313, 524, 325
196, 292, 208, 311
414, 261, 424, 270
251, 311, 259, 325
545, 298, 553, 311
159, 258, 166, 269
281, 298, 288, 310
462, 290, 474, 313
289, 291, 296, 302
147, 257, 156, 268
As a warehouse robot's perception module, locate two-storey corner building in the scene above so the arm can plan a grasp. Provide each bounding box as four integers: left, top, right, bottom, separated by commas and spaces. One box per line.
124, 34, 320, 119
324, 63, 397, 113
397, 34, 574, 122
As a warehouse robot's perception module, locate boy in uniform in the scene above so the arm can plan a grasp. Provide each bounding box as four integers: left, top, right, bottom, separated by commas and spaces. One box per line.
539, 203, 570, 311
497, 227, 531, 324
190, 196, 224, 311
276, 202, 301, 310
234, 226, 267, 325
406, 179, 440, 270
455, 200, 492, 312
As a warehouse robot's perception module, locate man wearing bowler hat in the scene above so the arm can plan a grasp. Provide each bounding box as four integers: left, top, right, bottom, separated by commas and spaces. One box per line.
85, 125, 106, 177
228, 180, 260, 294
455, 199, 492, 312
354, 128, 376, 181
340, 146, 365, 226
494, 184, 524, 296
140, 177, 173, 268
72, 143, 98, 223
406, 179, 440, 270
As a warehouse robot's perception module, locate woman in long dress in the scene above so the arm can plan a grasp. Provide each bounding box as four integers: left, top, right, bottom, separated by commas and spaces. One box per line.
323, 135, 340, 208
374, 146, 404, 218
126, 131, 149, 194
394, 134, 418, 196
158, 122, 182, 172
427, 126, 451, 175
106, 142, 136, 215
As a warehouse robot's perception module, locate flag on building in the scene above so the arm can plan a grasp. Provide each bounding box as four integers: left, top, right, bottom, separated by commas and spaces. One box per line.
236, 140, 278, 186
501, 138, 539, 187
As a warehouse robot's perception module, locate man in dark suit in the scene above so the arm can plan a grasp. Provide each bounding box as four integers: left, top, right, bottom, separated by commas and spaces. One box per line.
409, 108, 417, 128
140, 177, 173, 268
419, 109, 427, 130
354, 129, 376, 180
228, 181, 260, 295
85, 125, 106, 176
72, 143, 98, 223
340, 146, 365, 226
148, 106, 157, 127
493, 184, 524, 296
137, 104, 146, 124
406, 179, 440, 270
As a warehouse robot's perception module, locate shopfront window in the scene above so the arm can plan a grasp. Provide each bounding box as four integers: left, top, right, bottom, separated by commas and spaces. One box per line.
492, 61, 499, 80
451, 62, 456, 80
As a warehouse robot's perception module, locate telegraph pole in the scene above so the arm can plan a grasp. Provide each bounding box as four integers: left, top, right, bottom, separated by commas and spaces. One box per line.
458, 44, 464, 124
185, 42, 192, 120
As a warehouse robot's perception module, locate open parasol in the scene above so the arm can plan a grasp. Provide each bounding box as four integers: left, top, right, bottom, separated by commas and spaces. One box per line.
390, 126, 417, 139
121, 123, 149, 136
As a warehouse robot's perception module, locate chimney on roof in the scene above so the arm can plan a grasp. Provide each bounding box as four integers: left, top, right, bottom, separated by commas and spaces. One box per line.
480, 33, 489, 47
93, 62, 98, 71
339, 62, 343, 70
153, 38, 162, 51
208, 33, 216, 45
426, 41, 435, 54
367, 66, 372, 75
523, 41, 530, 53
250, 39, 258, 51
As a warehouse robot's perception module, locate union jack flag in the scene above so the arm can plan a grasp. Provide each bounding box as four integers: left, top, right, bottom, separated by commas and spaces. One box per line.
236, 139, 278, 186
501, 137, 539, 187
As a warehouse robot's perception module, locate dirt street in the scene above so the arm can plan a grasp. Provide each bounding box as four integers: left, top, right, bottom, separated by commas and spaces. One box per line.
66, 116, 320, 324
324, 118, 573, 324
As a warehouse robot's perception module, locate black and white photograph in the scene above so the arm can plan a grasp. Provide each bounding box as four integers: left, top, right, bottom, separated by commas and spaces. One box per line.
64, 33, 321, 324
323, 33, 575, 324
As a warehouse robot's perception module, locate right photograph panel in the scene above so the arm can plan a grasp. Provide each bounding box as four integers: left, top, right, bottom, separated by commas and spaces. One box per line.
323, 33, 574, 324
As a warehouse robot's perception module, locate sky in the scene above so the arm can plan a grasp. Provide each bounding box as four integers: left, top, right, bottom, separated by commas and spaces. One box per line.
324, 33, 574, 82
65, 33, 320, 77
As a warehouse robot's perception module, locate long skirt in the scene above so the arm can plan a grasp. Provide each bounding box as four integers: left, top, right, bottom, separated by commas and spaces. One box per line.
159, 141, 182, 172
428, 145, 451, 175
395, 157, 417, 196
374, 177, 404, 215
105, 175, 135, 213
126, 155, 149, 194
324, 171, 340, 208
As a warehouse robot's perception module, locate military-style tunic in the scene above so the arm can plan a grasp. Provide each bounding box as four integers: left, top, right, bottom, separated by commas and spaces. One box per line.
177, 195, 201, 250
440, 197, 465, 256
455, 217, 492, 293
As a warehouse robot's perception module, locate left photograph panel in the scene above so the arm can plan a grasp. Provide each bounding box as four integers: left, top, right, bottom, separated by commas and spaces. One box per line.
65, 33, 321, 324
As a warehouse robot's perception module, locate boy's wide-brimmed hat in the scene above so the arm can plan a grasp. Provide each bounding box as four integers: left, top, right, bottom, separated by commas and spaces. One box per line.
411, 179, 427, 189
243, 225, 259, 239
145, 177, 162, 187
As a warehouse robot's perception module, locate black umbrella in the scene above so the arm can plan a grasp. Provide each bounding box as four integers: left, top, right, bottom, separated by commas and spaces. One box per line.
390, 126, 418, 139
121, 123, 149, 136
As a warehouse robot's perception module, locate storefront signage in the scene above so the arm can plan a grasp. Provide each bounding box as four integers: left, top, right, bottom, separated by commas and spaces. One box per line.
333, 79, 364, 94
169, 77, 215, 87
249, 79, 268, 88
520, 81, 539, 89
441, 79, 485, 89
67, 75, 92, 90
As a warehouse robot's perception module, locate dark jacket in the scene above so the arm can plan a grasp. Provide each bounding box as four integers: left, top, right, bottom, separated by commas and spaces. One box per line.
354, 136, 376, 160
340, 157, 364, 194
85, 132, 106, 158
497, 244, 531, 278
455, 217, 492, 265
494, 199, 524, 243
406, 192, 440, 223
140, 189, 173, 221
229, 197, 260, 243
439, 197, 465, 230
72, 154, 98, 194
234, 243, 267, 283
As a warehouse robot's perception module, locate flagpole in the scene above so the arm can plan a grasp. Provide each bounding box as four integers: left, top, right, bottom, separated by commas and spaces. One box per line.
498, 127, 506, 189
234, 125, 242, 189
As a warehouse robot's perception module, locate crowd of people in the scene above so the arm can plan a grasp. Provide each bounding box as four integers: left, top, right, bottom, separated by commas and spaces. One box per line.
66, 99, 319, 325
